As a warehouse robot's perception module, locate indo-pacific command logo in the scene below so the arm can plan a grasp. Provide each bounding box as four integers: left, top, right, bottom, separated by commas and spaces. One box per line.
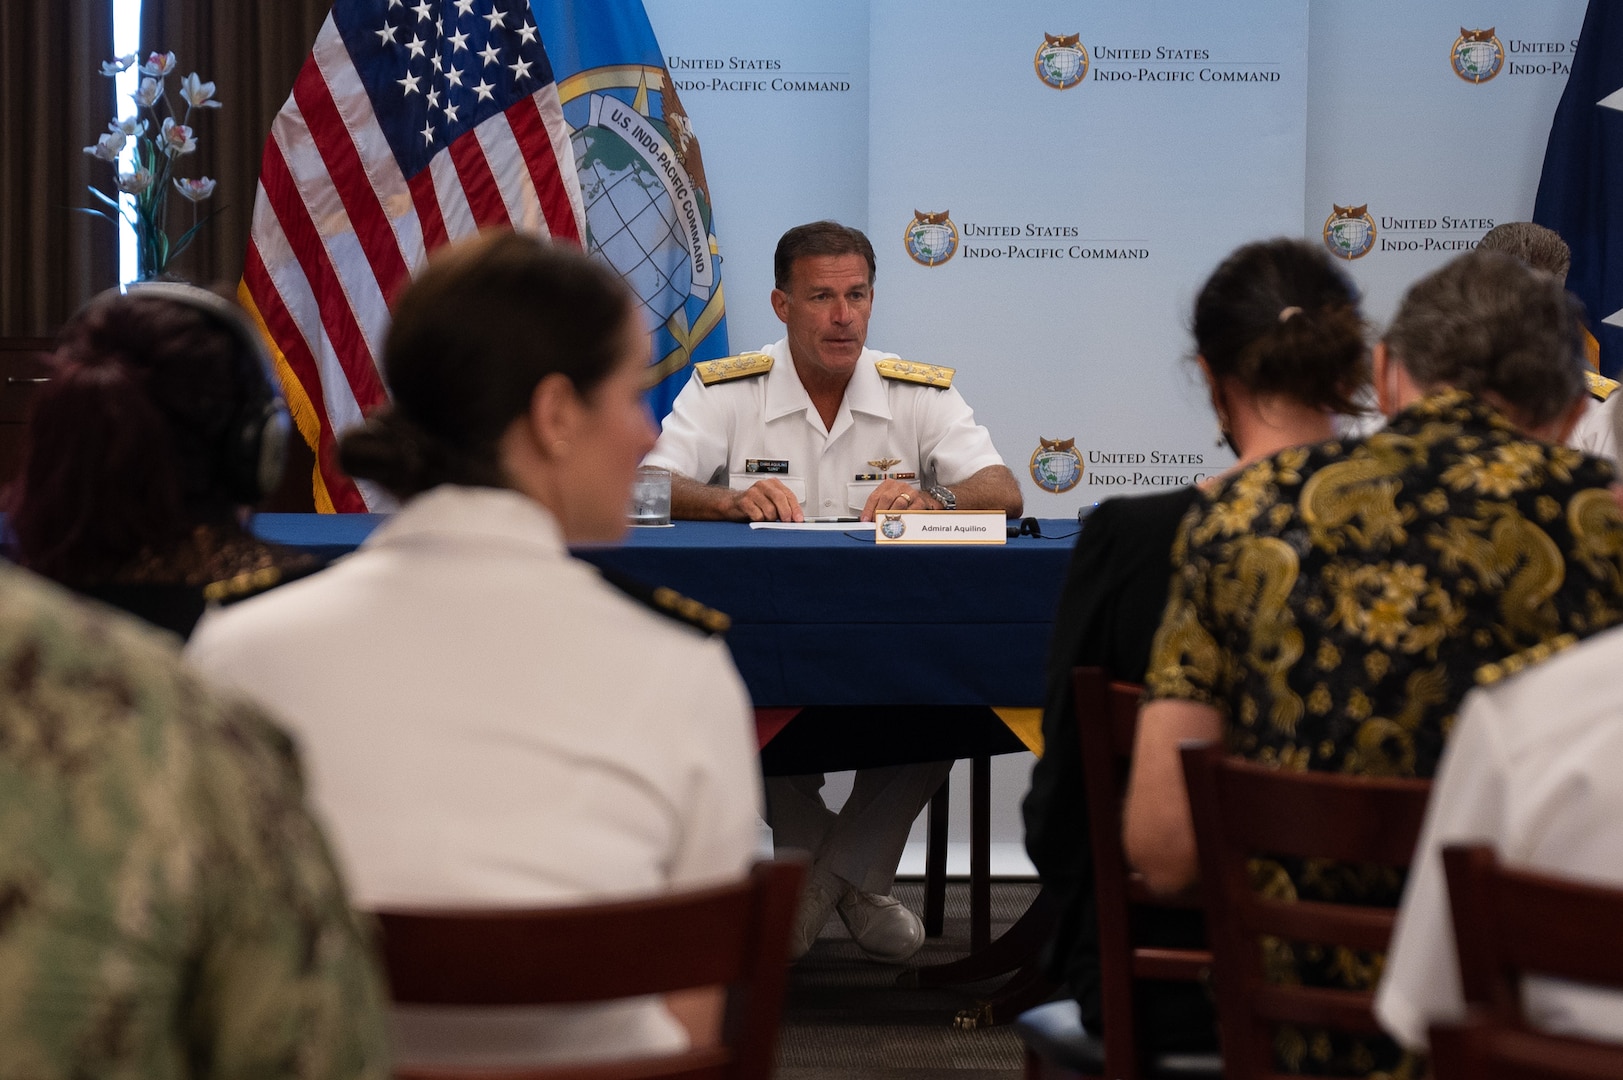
556, 66, 724, 387
880, 515, 907, 540
904, 210, 959, 267
1030, 437, 1083, 494
1035, 33, 1089, 90
1323, 204, 1376, 261
1451, 27, 1505, 83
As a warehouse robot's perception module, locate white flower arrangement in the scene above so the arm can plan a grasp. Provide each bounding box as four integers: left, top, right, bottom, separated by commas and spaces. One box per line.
82, 51, 221, 279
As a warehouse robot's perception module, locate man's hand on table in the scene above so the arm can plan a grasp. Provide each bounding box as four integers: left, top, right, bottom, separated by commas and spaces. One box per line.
859, 481, 938, 522
730, 479, 804, 522
669, 473, 804, 522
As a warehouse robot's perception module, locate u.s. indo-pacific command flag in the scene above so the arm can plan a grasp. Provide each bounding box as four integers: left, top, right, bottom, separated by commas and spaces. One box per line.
1536, 0, 1623, 378
530, 1, 731, 420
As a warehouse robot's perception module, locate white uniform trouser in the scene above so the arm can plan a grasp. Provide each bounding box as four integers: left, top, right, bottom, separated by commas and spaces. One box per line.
765, 762, 953, 896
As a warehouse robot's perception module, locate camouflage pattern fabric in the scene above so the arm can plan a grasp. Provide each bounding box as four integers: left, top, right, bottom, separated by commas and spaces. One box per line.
0, 563, 390, 1079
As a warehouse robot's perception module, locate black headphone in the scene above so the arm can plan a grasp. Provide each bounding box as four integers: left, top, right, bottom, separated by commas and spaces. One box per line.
115, 282, 292, 503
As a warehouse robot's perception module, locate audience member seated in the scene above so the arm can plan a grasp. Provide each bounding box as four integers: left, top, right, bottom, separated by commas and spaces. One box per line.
185, 231, 763, 1070
1477, 220, 1620, 470
1022, 237, 1370, 1056
4, 283, 311, 638
0, 561, 388, 1075
1124, 249, 1623, 1076
1377, 622, 1623, 1049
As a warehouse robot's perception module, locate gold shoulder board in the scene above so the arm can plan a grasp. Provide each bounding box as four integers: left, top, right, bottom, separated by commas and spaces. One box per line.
695, 353, 773, 386
203, 566, 283, 605
1474, 632, 1578, 687
1585, 369, 1618, 403
875, 358, 955, 389
650, 586, 732, 635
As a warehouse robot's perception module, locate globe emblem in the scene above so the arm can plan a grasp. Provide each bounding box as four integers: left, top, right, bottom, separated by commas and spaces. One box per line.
1452, 36, 1503, 83
572, 125, 692, 325
880, 517, 907, 539
1036, 44, 1088, 90
1030, 446, 1083, 493
905, 214, 959, 267
1322, 208, 1375, 261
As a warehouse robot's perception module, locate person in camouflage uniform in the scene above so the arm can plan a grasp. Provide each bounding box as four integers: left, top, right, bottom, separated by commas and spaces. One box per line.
0, 561, 390, 1079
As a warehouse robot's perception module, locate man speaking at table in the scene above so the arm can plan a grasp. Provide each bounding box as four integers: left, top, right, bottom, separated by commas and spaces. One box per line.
644, 220, 1022, 962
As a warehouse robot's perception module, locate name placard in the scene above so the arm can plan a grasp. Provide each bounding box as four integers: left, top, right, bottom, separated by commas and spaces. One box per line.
873, 510, 1006, 545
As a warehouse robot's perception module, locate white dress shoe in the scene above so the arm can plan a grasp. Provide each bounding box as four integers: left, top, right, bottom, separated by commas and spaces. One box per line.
836, 889, 926, 962
788, 868, 845, 960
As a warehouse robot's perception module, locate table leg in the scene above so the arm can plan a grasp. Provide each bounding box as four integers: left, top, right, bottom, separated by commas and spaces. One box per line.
924, 779, 949, 937
951, 960, 1062, 1030
971, 754, 991, 952
908, 885, 1057, 988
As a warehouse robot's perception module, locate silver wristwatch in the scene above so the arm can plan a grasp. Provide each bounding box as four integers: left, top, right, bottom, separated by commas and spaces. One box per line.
927, 484, 956, 510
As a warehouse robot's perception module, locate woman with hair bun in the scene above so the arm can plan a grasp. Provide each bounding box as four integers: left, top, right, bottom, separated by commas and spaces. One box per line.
1023, 237, 1371, 1059
1124, 248, 1623, 1077
4, 283, 307, 638
186, 231, 762, 1068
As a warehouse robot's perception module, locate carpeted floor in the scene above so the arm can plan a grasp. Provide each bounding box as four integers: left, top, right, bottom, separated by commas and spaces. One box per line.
775, 880, 1043, 1079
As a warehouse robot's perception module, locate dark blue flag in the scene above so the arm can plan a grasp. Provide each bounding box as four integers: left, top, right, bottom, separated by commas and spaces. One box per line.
1535, 1, 1623, 378
529, 2, 731, 420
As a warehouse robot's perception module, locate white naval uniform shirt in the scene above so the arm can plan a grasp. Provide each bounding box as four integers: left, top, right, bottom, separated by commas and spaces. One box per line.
645, 339, 1007, 517
186, 485, 762, 1068
1375, 622, 1623, 1051
1570, 393, 1621, 473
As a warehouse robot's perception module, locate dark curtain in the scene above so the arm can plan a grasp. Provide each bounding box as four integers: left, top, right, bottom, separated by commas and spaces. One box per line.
139, 0, 331, 290
0, 0, 119, 336
138, 0, 330, 510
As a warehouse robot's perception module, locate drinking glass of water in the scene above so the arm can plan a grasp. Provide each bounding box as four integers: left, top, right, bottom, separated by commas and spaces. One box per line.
629, 465, 672, 526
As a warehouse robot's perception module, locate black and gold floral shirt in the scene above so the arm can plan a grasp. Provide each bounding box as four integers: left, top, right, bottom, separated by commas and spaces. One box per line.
1145, 388, 1623, 1077
1147, 387, 1623, 777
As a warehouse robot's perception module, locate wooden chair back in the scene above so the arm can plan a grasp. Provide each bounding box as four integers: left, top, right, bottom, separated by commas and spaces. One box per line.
1072, 667, 1217, 1079
1443, 843, 1623, 1021
375, 860, 804, 1080
1430, 1016, 1623, 1080
1179, 741, 1431, 1079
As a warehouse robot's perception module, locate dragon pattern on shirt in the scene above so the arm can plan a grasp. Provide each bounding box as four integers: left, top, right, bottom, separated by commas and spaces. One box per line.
1146, 388, 1623, 1077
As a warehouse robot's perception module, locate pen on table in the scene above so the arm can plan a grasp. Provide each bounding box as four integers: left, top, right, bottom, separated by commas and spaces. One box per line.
808, 516, 861, 523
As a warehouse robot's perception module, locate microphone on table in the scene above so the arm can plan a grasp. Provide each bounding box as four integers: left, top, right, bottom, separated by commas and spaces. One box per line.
1006, 517, 1043, 538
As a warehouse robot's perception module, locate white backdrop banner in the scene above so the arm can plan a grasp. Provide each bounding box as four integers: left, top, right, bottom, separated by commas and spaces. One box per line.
1306, 1, 1587, 325
637, 0, 1581, 513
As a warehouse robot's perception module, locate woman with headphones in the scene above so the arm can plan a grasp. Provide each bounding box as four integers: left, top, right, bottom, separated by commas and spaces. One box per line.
5, 282, 308, 637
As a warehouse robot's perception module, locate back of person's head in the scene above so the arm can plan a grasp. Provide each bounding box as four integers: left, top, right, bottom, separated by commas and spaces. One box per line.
773, 221, 877, 289
7, 285, 287, 586
1192, 237, 1369, 415
1477, 221, 1571, 282
1383, 249, 1585, 427
339, 230, 635, 501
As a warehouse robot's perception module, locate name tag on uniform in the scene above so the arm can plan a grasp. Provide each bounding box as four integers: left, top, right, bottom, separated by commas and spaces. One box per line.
746, 459, 790, 474
874, 511, 1007, 546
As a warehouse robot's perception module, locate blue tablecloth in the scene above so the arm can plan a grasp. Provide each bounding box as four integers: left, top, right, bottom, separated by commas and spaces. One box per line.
250, 515, 1079, 710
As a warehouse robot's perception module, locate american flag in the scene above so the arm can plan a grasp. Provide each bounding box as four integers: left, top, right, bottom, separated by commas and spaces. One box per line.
241, 0, 584, 512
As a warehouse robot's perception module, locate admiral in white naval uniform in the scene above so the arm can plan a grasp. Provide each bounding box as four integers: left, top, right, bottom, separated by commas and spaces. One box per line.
644, 221, 1023, 962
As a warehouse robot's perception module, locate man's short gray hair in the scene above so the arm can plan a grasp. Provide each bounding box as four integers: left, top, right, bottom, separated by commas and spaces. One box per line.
1477, 222, 1572, 283
1383, 249, 1585, 427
